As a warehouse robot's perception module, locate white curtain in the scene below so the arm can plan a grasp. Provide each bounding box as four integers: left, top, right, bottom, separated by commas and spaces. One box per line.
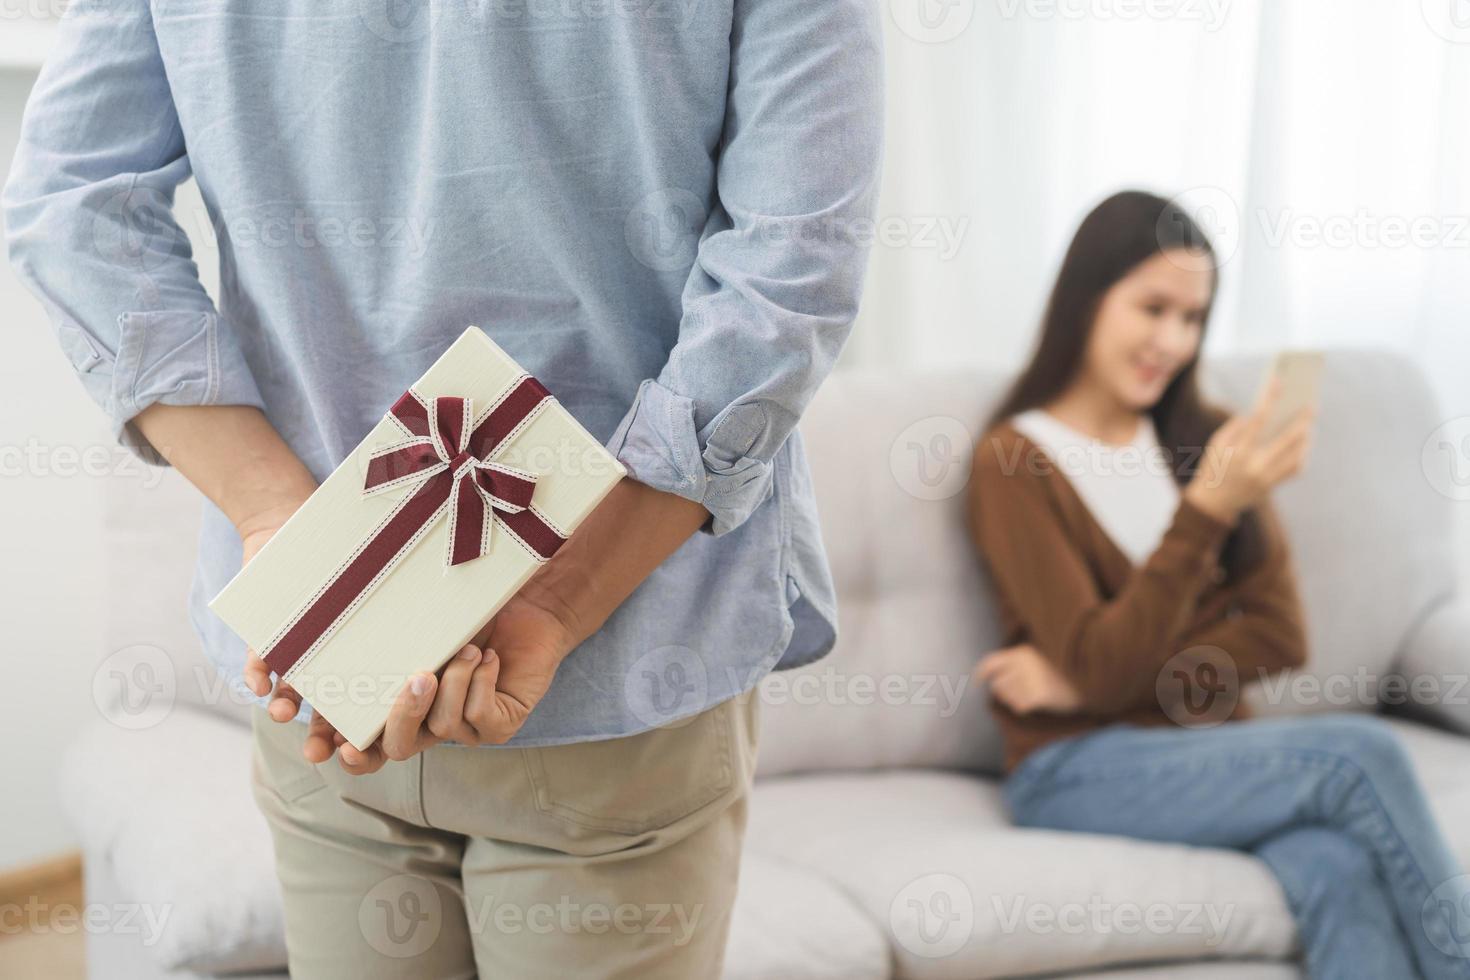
850, 0, 1470, 422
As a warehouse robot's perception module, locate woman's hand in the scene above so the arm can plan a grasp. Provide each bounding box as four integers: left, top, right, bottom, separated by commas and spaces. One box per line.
1184, 377, 1316, 525
974, 644, 1083, 715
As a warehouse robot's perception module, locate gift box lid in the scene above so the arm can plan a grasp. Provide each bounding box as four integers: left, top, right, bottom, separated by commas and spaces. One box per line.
209, 326, 626, 750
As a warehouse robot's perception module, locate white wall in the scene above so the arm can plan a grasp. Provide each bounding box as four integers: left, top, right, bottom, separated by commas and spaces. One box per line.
0, 68, 108, 870
843, 0, 1470, 577
0, 65, 220, 871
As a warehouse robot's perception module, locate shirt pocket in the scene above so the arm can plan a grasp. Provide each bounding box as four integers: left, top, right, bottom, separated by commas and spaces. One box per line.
520, 696, 737, 838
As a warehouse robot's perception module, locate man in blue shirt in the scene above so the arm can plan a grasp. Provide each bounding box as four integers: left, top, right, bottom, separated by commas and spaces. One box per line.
5, 0, 882, 974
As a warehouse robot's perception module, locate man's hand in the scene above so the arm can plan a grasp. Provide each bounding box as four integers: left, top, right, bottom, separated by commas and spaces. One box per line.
974, 643, 1084, 715
238, 511, 316, 731
240, 511, 582, 770
137, 398, 713, 772
236, 499, 334, 757
250, 474, 707, 771
322, 592, 580, 774
324, 478, 709, 771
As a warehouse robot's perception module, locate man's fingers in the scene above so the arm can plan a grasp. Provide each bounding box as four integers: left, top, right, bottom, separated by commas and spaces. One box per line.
337, 740, 385, 775
304, 712, 338, 764
267, 676, 303, 722
243, 649, 272, 697
427, 645, 483, 741
244, 647, 304, 724
466, 651, 534, 745
380, 672, 438, 761
471, 615, 498, 652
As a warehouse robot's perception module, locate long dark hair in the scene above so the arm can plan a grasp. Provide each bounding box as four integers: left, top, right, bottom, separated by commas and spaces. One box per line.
989, 190, 1266, 579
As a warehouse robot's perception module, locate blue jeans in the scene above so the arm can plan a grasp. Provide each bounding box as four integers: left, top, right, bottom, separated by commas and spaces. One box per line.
1003, 714, 1470, 980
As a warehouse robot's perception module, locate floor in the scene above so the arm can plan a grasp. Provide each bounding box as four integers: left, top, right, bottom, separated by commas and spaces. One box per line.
0, 856, 86, 980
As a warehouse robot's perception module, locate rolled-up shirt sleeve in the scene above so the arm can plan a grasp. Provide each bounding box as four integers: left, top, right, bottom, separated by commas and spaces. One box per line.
605, 0, 884, 537
2, 1, 264, 467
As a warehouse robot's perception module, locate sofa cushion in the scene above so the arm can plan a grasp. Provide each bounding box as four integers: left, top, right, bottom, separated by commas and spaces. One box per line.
1073, 963, 1300, 979
726, 853, 890, 980
1384, 716, 1470, 865
745, 769, 1297, 980
757, 585, 1005, 779
103, 465, 256, 728
757, 371, 1013, 780
1392, 599, 1470, 738
59, 706, 286, 974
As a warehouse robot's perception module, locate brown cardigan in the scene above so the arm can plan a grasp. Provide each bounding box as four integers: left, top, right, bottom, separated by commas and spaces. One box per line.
967, 420, 1309, 773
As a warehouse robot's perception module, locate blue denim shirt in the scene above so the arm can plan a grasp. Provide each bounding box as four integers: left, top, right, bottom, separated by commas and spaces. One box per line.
3, 0, 883, 744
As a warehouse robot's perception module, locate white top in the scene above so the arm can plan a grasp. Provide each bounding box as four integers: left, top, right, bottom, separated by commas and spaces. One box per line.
1011, 408, 1181, 566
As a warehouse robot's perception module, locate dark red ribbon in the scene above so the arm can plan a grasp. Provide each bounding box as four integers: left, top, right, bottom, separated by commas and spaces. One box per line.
263, 376, 567, 678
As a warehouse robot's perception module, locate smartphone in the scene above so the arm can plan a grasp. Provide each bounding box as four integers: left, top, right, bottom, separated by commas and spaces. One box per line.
1258, 350, 1325, 441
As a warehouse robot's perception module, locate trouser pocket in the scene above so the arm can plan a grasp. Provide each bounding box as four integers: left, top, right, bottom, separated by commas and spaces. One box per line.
521, 694, 743, 838
249, 705, 330, 804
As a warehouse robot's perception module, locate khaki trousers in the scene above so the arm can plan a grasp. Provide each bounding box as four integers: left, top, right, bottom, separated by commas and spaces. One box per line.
248, 691, 760, 979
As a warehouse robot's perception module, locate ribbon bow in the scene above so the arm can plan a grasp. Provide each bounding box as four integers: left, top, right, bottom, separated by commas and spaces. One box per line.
362, 381, 553, 567
262, 373, 569, 681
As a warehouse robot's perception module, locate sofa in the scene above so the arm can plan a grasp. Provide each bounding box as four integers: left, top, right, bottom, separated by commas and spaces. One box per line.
63, 349, 1470, 979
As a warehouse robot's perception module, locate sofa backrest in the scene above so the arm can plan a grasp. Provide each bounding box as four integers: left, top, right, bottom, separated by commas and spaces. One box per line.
102, 463, 257, 727
754, 349, 1460, 778
99, 349, 1460, 771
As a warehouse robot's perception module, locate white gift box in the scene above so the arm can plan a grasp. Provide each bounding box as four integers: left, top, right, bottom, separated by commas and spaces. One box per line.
209, 326, 626, 750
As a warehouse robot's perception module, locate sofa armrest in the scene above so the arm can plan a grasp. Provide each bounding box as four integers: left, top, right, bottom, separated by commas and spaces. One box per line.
58, 706, 287, 975
1392, 597, 1470, 735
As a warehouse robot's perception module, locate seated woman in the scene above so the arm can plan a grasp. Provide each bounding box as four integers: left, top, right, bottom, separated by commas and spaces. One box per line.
967, 190, 1469, 980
